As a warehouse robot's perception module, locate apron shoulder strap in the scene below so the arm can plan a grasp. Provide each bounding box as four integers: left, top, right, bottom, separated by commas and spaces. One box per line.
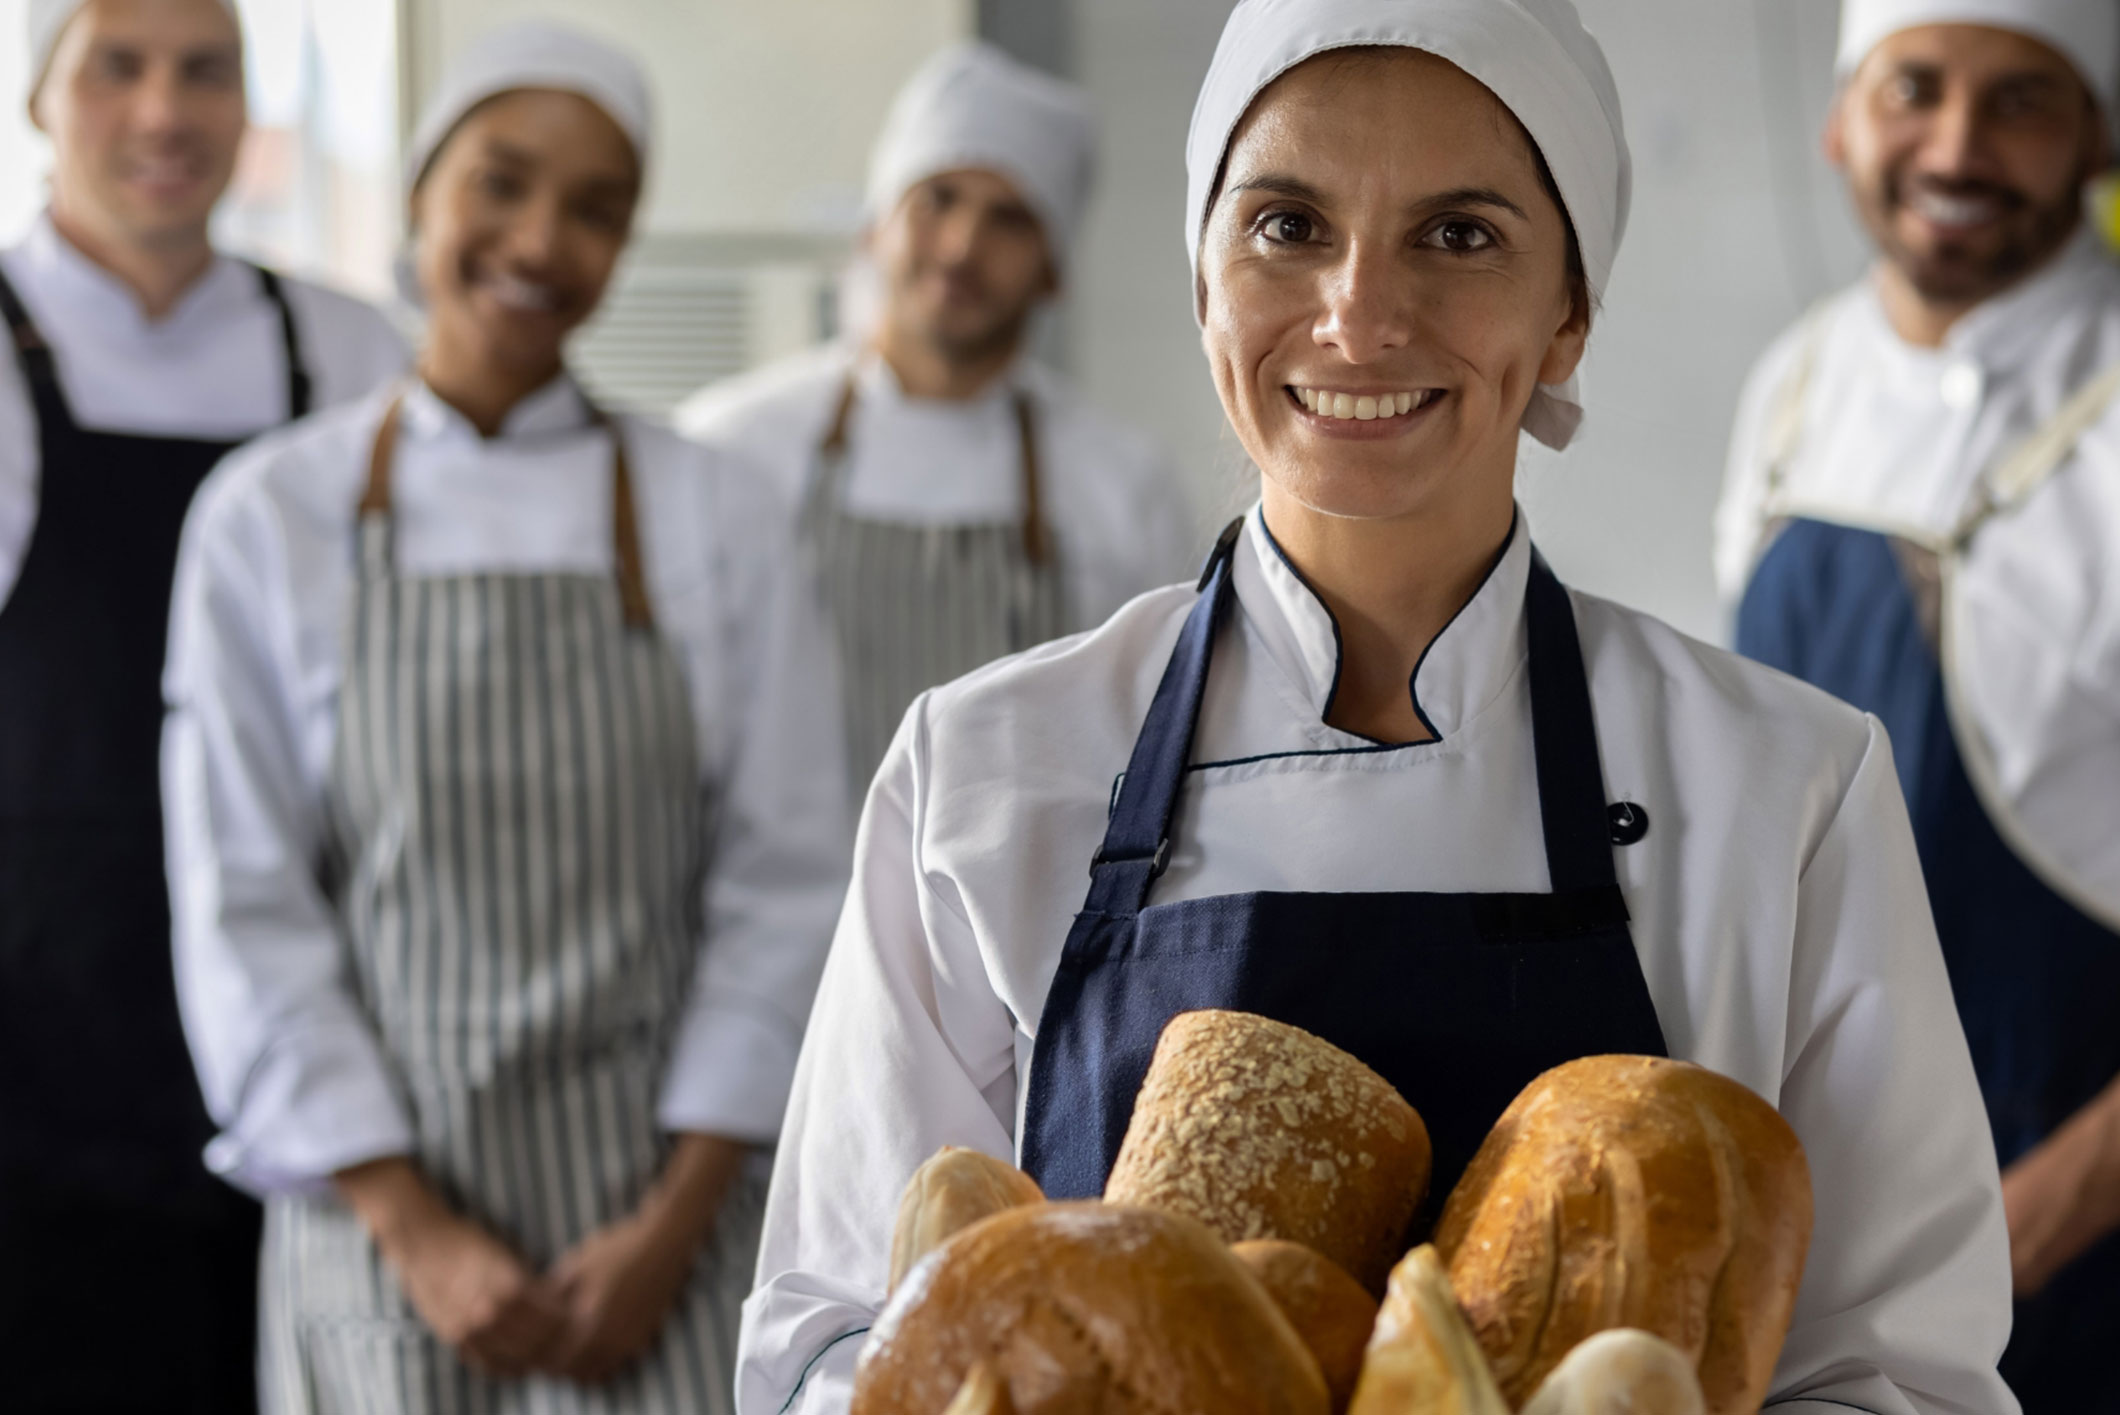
1523, 548, 1621, 893
251, 265, 315, 422
1013, 391, 1051, 567
1952, 357, 2120, 546
1760, 300, 1837, 504
0, 264, 73, 430
1084, 515, 1244, 916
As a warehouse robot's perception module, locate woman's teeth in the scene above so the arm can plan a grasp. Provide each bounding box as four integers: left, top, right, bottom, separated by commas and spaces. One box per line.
1292, 388, 1437, 420
486, 273, 561, 313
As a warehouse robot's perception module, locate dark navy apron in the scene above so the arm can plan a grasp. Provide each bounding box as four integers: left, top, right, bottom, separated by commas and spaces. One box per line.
1020, 520, 1669, 1230
0, 263, 310, 1414
1739, 519, 2120, 1414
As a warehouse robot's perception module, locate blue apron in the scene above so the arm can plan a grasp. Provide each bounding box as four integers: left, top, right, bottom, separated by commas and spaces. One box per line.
1739, 520, 2120, 1413
1020, 521, 1669, 1229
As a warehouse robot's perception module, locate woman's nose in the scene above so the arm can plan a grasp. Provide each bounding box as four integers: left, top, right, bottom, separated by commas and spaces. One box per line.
1312, 244, 1415, 363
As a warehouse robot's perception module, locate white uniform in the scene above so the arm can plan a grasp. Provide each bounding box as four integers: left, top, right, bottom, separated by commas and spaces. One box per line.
740, 506, 2016, 1415
0, 212, 407, 606
166, 374, 851, 1190
1717, 229, 2120, 924
676, 343, 1195, 636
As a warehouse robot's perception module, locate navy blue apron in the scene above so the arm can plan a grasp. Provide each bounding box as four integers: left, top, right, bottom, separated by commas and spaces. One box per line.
0, 263, 310, 1415
1020, 521, 1669, 1231
1739, 519, 2120, 1414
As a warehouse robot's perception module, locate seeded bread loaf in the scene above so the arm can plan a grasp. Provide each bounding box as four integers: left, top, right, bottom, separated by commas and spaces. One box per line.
1435, 1055, 1812, 1415
1232, 1240, 1380, 1413
887, 1147, 1045, 1292
851, 1202, 1330, 1415
1103, 1011, 1432, 1292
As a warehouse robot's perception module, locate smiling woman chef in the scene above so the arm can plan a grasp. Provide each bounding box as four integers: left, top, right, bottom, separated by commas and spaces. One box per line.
738, 2, 2019, 1413
162, 20, 848, 1412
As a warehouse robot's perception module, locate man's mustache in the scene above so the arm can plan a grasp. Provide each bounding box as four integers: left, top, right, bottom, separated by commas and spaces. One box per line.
1885, 171, 2031, 213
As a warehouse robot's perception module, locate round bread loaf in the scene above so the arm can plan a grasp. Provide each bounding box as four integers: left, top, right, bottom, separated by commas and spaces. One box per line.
1435, 1055, 1813, 1415
852, 1202, 1330, 1415
1232, 1240, 1379, 1413
1103, 1010, 1431, 1292
888, 1147, 1045, 1292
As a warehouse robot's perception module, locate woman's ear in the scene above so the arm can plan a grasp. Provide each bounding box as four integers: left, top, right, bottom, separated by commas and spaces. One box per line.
1537, 285, 1591, 387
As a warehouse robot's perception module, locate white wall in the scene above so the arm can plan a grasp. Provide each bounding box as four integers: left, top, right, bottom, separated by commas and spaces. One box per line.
1068, 0, 1869, 643
403, 0, 974, 239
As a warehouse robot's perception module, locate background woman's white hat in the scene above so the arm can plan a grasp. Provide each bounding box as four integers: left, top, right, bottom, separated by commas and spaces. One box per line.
1183, 0, 1631, 449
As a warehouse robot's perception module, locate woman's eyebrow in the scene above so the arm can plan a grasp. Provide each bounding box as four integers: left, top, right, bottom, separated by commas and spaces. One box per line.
1226, 173, 1328, 203
1419, 186, 1529, 220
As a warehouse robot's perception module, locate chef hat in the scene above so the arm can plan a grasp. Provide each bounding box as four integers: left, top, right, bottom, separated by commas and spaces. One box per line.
1837, 0, 2120, 117
403, 19, 652, 194
1185, 0, 1630, 450
865, 41, 1098, 274
27, 0, 239, 103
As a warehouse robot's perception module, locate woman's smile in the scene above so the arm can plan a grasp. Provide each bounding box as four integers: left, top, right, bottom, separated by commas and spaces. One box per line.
1285, 383, 1449, 438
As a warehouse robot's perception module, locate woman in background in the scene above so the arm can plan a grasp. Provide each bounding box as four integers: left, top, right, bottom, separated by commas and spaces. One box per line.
164, 21, 848, 1410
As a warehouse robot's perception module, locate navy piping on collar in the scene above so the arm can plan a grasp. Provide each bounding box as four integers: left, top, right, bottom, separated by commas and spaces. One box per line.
777, 1327, 870, 1414
1255, 505, 1522, 744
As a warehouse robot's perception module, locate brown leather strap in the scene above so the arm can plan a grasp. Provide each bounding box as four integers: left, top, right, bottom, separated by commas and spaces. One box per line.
359, 395, 402, 516
820, 376, 859, 457
359, 389, 654, 629
1012, 392, 1049, 568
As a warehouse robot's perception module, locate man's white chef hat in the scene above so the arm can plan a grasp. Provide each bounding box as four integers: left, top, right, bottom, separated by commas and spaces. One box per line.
1184, 0, 1631, 450
1837, 0, 2120, 119
27, 0, 239, 103
864, 41, 1098, 275
403, 19, 653, 194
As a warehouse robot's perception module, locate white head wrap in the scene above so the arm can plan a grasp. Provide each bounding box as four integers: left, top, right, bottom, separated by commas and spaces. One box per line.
1837, 0, 2120, 117
404, 19, 652, 194
865, 41, 1098, 274
1185, 0, 1630, 450
28, 0, 239, 102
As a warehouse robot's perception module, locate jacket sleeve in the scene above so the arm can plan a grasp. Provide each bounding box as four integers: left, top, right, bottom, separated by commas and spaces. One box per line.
736, 696, 1022, 1415
1764, 716, 2020, 1415
657, 466, 854, 1142
162, 454, 414, 1196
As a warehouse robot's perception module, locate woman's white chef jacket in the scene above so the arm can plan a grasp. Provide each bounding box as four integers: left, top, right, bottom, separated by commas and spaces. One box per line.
1718, 229, 2120, 926
673, 342, 1199, 627
0, 212, 408, 606
163, 376, 853, 1194
740, 508, 2016, 1415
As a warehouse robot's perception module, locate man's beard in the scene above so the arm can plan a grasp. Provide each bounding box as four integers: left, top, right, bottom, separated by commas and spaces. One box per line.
1863, 167, 2085, 307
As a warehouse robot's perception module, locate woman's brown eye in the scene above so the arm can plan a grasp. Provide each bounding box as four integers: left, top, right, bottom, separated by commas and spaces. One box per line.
1436, 221, 1490, 251
1268, 213, 1313, 243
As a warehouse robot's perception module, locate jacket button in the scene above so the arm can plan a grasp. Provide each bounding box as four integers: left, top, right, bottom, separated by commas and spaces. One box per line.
1608, 801, 1649, 846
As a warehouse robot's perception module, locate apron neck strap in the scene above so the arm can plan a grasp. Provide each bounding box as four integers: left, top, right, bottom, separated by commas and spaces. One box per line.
358, 386, 656, 630
0, 265, 70, 432
1085, 520, 1619, 917
811, 367, 1052, 566
251, 265, 314, 422
1523, 548, 1619, 892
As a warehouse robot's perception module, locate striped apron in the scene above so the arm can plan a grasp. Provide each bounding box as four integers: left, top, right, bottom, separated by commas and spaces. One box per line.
260, 395, 760, 1415
801, 376, 1069, 795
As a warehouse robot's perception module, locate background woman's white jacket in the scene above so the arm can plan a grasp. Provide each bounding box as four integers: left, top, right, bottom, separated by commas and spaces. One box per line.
162, 377, 852, 1193
740, 509, 2015, 1415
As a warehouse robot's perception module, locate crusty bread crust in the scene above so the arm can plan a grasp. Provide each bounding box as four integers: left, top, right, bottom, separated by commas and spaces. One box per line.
1103, 1011, 1432, 1292
1233, 1240, 1380, 1413
853, 1202, 1331, 1415
1435, 1056, 1812, 1415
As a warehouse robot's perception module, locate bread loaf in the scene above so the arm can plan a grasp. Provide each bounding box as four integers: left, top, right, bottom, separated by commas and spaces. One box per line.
1103, 1010, 1431, 1291
1232, 1240, 1380, 1413
888, 1147, 1045, 1292
1436, 1055, 1812, 1415
852, 1202, 1330, 1415
1521, 1330, 1706, 1415
1346, 1245, 1509, 1415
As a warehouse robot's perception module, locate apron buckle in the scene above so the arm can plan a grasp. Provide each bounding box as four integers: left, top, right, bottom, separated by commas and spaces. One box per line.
1090, 837, 1171, 879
